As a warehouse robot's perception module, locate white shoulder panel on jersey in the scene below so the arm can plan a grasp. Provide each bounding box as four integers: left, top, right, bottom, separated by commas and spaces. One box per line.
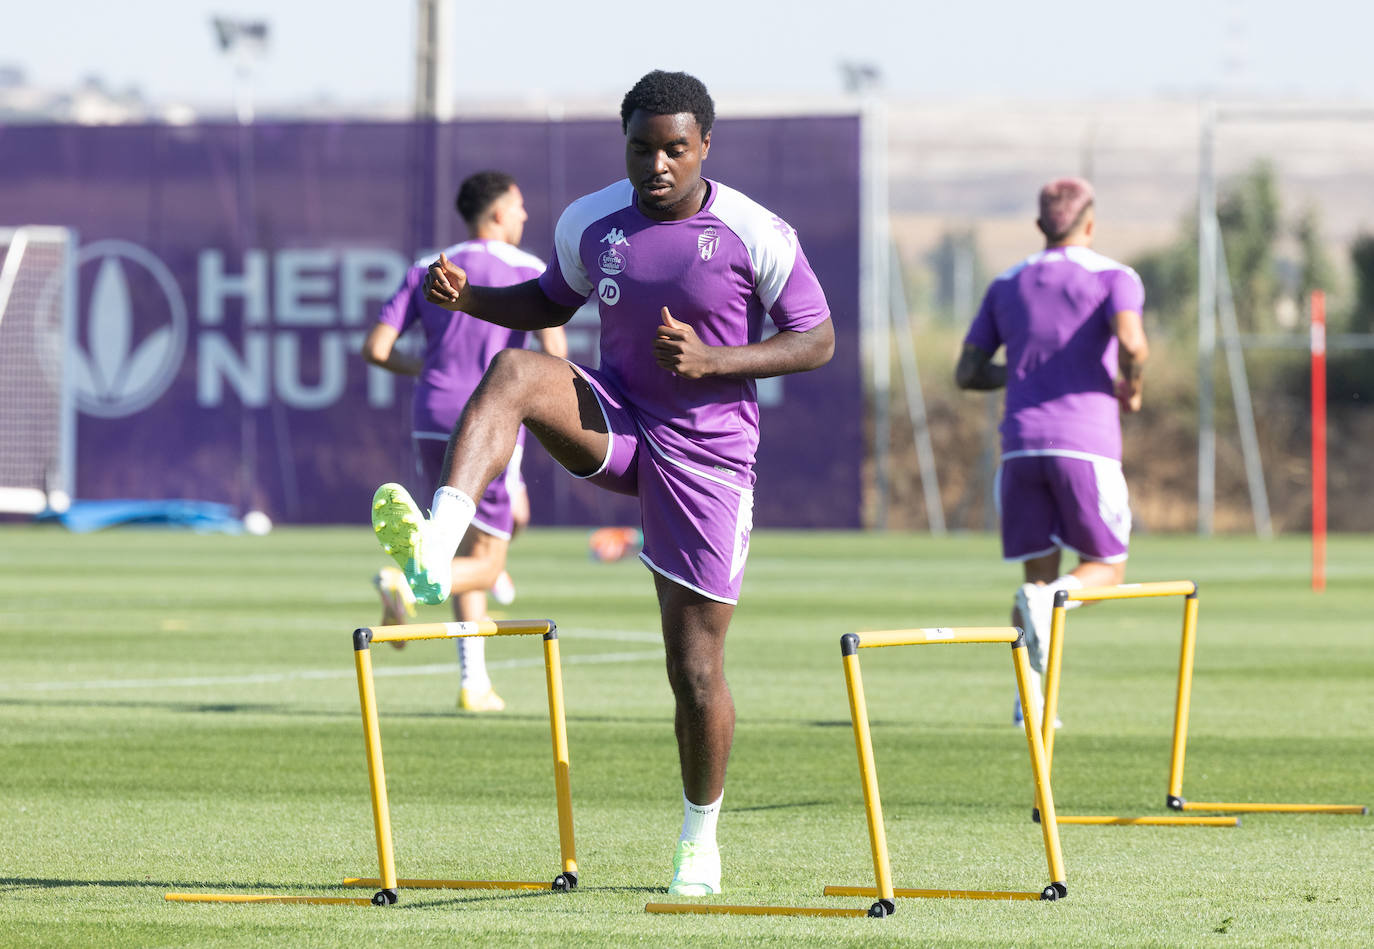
553, 180, 636, 298
708, 181, 799, 311
412, 241, 472, 268
993, 250, 1046, 283
1065, 245, 1142, 284
484, 241, 546, 274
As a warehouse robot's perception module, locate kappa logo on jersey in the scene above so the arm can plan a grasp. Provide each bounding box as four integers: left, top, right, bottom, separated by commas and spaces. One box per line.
697, 227, 719, 262
597, 277, 621, 306
771, 216, 796, 246
600, 227, 630, 247
599, 247, 626, 275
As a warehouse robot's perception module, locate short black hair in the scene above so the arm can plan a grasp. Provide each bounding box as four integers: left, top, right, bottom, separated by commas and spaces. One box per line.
620, 70, 714, 137
456, 170, 517, 226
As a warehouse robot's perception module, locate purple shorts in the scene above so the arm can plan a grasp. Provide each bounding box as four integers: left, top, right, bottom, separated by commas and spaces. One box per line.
570, 365, 754, 604
414, 429, 526, 541
996, 452, 1130, 564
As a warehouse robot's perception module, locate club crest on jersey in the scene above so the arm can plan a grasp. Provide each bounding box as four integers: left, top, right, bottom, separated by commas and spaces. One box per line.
697, 227, 719, 262
599, 247, 626, 275
600, 227, 630, 247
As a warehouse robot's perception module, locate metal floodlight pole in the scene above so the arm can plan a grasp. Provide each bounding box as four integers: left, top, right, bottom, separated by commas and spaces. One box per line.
1197, 103, 1218, 536
414, 0, 454, 120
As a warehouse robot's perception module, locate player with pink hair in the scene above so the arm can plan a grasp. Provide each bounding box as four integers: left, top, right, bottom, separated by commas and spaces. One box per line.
956, 176, 1150, 728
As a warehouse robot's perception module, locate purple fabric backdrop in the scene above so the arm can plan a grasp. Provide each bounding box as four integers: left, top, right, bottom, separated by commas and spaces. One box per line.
0, 117, 861, 526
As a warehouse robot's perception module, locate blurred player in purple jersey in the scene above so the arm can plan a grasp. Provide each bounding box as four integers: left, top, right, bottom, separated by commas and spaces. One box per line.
956, 177, 1149, 728
362, 170, 567, 712
370, 71, 834, 896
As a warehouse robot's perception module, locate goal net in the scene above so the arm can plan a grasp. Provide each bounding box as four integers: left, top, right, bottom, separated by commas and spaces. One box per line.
0, 226, 76, 514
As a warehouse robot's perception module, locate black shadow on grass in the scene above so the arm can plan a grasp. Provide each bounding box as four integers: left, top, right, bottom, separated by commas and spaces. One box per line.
398, 884, 662, 909
732, 800, 828, 813
0, 697, 327, 716
0, 877, 342, 893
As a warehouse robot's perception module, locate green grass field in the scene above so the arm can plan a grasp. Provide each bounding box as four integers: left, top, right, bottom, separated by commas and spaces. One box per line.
2, 525, 1370, 947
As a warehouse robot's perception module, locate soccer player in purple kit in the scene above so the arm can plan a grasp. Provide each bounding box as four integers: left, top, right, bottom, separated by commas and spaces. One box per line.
955, 177, 1149, 728
362, 170, 567, 712
370, 70, 834, 895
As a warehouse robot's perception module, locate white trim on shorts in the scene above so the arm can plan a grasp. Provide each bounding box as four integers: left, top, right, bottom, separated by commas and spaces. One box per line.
638, 552, 739, 605
1050, 533, 1129, 564
469, 515, 512, 542
1000, 447, 1120, 465
566, 364, 618, 481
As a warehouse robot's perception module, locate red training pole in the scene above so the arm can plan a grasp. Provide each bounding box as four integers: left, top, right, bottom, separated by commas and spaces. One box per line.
1310, 290, 1327, 593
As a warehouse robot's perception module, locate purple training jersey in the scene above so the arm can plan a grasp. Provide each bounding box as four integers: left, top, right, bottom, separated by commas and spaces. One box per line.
964, 245, 1144, 461
377, 239, 545, 435
537, 178, 830, 482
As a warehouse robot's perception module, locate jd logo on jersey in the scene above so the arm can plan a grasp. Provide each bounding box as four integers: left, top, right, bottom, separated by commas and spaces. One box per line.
597, 278, 621, 306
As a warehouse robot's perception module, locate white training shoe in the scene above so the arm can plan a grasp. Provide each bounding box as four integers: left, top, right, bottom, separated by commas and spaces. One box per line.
668, 839, 721, 896
1014, 582, 1055, 671
490, 570, 516, 606
372, 566, 416, 625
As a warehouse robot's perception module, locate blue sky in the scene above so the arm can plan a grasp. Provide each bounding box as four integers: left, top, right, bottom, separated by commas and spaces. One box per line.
8, 0, 1373, 108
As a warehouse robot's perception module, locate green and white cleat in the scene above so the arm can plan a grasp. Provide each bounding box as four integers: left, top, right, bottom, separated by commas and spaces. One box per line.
667, 839, 721, 896
371, 483, 450, 605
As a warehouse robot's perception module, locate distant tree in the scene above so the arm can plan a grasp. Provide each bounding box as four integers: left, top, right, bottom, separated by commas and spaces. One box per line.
927, 228, 982, 324
1295, 205, 1336, 304
1350, 233, 1374, 334
1216, 161, 1281, 331
1130, 218, 1198, 329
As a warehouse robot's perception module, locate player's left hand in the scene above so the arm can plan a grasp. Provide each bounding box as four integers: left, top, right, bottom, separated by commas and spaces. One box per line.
1115, 376, 1143, 413
653, 307, 713, 378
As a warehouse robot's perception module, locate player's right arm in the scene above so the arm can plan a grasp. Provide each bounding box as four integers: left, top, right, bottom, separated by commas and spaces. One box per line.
955, 282, 1007, 390
425, 253, 579, 330
1113, 308, 1148, 412
360, 323, 421, 377
954, 343, 1006, 391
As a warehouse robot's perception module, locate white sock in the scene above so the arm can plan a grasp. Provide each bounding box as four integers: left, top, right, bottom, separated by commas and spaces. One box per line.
429, 487, 475, 563
1050, 574, 1084, 610
680, 790, 723, 845
458, 636, 490, 691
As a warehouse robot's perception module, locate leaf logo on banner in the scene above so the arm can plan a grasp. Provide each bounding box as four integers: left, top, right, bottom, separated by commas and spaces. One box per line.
73, 240, 189, 419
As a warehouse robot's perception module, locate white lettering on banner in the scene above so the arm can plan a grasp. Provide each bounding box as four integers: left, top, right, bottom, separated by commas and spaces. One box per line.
198, 331, 385, 409
198, 249, 268, 325
199, 331, 269, 406
340, 250, 408, 325
275, 249, 337, 326
274, 332, 346, 407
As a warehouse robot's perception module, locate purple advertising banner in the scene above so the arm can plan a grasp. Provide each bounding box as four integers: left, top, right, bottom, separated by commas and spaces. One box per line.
0, 116, 861, 526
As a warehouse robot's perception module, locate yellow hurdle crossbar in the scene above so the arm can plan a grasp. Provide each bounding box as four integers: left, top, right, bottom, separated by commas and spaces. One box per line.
822, 885, 1047, 901
1178, 801, 1366, 815
343, 877, 554, 891
1043, 581, 1366, 822
645, 902, 881, 918
165, 893, 375, 905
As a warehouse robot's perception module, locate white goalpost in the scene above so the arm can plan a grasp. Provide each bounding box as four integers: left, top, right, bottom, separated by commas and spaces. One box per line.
0, 226, 77, 514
